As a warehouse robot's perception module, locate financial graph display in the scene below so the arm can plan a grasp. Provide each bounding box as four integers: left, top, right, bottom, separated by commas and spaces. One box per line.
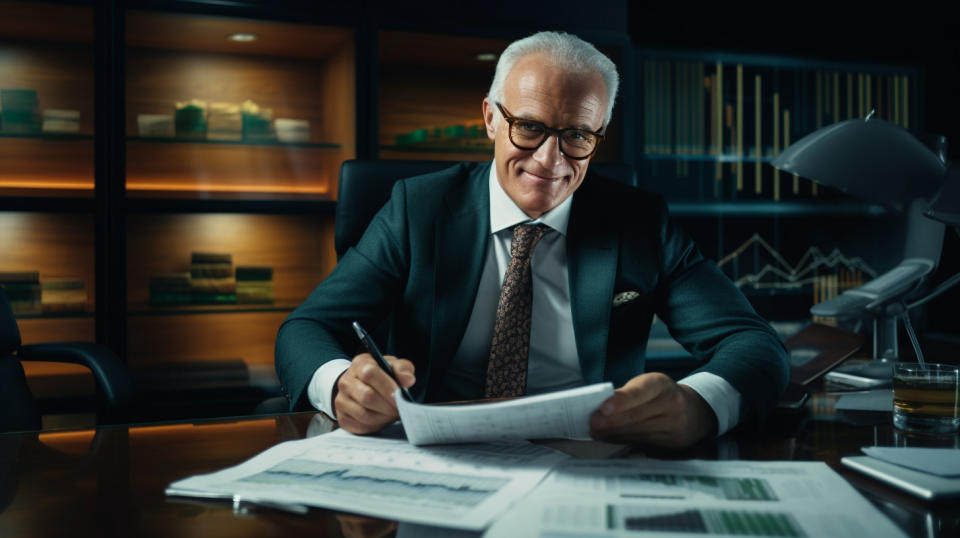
239, 459, 509, 508
610, 505, 805, 537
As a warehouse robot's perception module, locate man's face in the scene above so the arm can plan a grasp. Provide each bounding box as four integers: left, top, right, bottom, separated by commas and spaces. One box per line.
483, 53, 608, 219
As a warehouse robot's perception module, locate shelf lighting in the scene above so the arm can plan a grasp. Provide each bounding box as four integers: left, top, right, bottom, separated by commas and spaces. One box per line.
476, 53, 497, 62
227, 33, 257, 42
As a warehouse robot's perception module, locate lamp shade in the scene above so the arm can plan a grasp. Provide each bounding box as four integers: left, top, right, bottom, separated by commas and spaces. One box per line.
771, 118, 946, 211
926, 167, 960, 227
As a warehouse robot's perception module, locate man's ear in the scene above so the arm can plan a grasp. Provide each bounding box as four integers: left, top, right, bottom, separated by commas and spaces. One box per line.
482, 98, 497, 141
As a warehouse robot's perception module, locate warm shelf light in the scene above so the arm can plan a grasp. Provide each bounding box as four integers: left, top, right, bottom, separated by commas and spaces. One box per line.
126, 182, 328, 194
0, 179, 94, 190
476, 53, 497, 62
227, 33, 257, 42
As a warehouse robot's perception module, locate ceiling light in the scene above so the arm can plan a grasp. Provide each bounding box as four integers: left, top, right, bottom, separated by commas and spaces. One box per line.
228, 33, 257, 42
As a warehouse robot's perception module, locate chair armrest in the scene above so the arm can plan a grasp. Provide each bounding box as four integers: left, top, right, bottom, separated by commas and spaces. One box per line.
18, 342, 135, 422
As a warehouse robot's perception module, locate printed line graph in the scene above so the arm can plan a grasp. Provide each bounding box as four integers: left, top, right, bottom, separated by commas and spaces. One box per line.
239, 459, 509, 508
718, 233, 876, 290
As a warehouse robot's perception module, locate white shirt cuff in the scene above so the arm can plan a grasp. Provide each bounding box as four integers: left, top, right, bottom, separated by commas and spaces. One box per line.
307, 358, 352, 419
678, 371, 741, 436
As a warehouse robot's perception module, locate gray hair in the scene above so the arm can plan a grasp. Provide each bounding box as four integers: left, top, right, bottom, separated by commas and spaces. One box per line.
487, 31, 619, 128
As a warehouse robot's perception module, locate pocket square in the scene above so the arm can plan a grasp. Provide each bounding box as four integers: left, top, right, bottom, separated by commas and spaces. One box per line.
612, 291, 640, 308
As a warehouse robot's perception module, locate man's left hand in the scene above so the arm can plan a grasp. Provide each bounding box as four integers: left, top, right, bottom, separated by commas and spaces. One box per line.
589, 372, 718, 448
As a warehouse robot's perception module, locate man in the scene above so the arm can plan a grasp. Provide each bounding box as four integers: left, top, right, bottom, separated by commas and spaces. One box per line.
276, 31, 789, 448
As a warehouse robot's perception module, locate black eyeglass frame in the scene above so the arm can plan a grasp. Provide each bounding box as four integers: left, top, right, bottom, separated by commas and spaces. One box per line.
495, 102, 605, 160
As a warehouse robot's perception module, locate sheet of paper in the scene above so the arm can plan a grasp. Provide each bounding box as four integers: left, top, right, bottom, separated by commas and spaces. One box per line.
835, 388, 893, 412
167, 425, 568, 530
862, 446, 960, 477
484, 459, 907, 538
396, 382, 615, 445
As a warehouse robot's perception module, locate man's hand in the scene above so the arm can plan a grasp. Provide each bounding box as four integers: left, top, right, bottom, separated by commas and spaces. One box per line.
334, 353, 415, 435
589, 372, 717, 448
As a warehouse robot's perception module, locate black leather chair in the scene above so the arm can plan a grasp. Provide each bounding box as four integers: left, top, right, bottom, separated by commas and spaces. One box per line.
1, 288, 136, 433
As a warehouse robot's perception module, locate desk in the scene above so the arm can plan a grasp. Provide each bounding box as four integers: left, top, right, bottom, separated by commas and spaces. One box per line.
1, 395, 958, 537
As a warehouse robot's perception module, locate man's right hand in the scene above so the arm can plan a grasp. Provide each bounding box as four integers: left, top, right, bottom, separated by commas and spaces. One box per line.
333, 353, 416, 435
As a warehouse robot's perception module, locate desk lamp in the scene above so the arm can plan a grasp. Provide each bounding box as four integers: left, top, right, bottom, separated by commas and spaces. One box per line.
772, 114, 950, 383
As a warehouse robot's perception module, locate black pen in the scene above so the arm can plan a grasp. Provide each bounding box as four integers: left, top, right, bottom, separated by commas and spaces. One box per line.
352, 321, 414, 402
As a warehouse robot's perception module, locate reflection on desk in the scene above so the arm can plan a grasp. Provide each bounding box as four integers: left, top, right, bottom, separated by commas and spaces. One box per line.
0, 395, 958, 537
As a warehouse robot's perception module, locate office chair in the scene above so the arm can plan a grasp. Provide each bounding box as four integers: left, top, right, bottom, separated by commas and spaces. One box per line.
0, 288, 136, 433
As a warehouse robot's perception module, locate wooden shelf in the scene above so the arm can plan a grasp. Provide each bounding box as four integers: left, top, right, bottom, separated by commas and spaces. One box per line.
380, 144, 493, 154
0, 132, 93, 141
129, 301, 299, 316
128, 136, 340, 149
14, 311, 94, 320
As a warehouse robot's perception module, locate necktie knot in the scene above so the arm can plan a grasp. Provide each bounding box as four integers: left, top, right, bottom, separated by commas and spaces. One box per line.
510, 223, 549, 260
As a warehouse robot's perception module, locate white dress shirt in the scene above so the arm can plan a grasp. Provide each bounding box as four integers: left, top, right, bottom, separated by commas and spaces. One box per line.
308, 162, 741, 434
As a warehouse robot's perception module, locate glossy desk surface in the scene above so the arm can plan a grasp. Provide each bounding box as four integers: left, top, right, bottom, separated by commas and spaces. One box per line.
1, 395, 958, 537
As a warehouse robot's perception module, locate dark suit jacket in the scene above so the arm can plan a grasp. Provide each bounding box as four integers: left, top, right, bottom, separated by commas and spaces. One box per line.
276, 161, 789, 427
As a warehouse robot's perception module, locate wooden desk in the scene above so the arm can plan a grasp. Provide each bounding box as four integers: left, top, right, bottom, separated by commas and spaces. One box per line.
1, 397, 957, 537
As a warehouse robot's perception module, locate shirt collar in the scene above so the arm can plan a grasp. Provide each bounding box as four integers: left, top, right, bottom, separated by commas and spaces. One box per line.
488, 160, 572, 236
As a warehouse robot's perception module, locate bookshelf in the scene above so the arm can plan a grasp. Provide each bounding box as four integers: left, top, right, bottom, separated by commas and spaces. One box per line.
637, 50, 920, 333
122, 9, 352, 403
0, 2, 98, 404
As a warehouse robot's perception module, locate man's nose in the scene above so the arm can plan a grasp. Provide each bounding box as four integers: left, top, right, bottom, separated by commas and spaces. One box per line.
532, 133, 565, 170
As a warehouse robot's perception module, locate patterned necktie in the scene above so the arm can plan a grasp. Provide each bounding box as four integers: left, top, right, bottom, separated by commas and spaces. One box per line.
484, 223, 550, 398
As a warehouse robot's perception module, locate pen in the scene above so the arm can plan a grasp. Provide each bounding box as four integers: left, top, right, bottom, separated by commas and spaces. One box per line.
352, 321, 414, 402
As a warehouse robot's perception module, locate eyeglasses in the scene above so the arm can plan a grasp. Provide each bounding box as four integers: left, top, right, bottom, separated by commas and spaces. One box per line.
495, 102, 605, 160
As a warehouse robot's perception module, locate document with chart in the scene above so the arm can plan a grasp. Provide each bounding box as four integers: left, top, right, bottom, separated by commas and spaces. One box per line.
396, 382, 615, 445
484, 459, 907, 538
166, 425, 568, 530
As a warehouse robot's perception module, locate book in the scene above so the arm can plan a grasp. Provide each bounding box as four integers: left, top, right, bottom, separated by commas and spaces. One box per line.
235, 266, 272, 281
41, 109, 80, 134
236, 280, 274, 304
207, 102, 242, 141
150, 272, 192, 305
274, 118, 309, 143
0, 89, 40, 133
190, 263, 232, 279
241, 100, 275, 141
137, 114, 175, 137
174, 99, 207, 139
40, 278, 86, 313
190, 277, 236, 295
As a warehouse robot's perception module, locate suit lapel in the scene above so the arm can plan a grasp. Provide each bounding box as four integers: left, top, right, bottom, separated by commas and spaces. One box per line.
567, 176, 619, 384
431, 162, 491, 369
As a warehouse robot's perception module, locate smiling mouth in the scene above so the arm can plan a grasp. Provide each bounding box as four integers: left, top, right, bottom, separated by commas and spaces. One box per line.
522, 169, 563, 181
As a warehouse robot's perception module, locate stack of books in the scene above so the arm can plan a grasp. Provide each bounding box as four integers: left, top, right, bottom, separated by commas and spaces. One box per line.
0, 89, 41, 134
274, 118, 309, 143
174, 99, 207, 139
394, 120, 492, 150
236, 266, 274, 304
207, 102, 243, 141
41, 109, 80, 134
1, 272, 41, 314
40, 277, 86, 313
241, 100, 275, 142
190, 252, 236, 304
149, 272, 192, 305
